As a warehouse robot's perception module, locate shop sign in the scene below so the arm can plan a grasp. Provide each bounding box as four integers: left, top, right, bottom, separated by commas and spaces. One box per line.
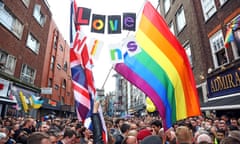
41, 87, 52, 94
207, 65, 240, 98
0, 78, 10, 98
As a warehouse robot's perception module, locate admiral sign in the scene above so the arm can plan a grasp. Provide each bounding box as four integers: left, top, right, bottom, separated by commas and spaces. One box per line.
207, 65, 240, 98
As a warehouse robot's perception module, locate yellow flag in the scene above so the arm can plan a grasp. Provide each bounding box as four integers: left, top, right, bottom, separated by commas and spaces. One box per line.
19, 91, 28, 113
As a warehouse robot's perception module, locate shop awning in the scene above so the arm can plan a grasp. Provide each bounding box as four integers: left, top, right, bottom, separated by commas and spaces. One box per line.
201, 95, 240, 111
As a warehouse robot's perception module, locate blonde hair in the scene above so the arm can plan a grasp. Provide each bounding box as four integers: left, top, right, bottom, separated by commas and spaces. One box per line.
176, 126, 193, 144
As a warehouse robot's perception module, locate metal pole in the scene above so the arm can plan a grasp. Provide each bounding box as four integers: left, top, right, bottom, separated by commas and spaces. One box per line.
101, 66, 113, 90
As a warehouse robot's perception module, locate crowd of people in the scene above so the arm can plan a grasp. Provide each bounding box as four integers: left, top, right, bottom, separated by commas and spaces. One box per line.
0, 101, 239, 144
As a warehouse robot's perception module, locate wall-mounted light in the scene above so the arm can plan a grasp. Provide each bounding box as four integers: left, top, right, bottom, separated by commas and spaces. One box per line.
221, 66, 226, 70
199, 73, 205, 80
208, 68, 213, 74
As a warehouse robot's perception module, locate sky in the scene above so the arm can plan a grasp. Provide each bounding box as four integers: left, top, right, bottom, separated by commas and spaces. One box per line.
47, 0, 158, 93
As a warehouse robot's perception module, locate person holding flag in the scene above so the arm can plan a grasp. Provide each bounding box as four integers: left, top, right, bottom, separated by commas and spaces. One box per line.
70, 0, 108, 143
91, 99, 105, 144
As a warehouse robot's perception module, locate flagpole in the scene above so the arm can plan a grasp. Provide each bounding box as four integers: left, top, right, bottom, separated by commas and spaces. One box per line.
101, 66, 113, 90
156, 0, 160, 10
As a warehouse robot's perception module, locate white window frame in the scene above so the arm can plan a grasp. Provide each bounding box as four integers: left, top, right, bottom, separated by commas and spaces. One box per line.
63, 61, 67, 71
0, 50, 7, 66
22, 0, 30, 8
26, 33, 40, 54
184, 43, 193, 67
62, 79, 66, 89
209, 30, 229, 68
50, 56, 55, 70
176, 6, 186, 33
53, 34, 58, 49
0, 2, 24, 39
0, 50, 16, 75
48, 78, 52, 87
169, 21, 175, 35
5, 55, 16, 75
219, 0, 228, 6
163, 0, 170, 14
200, 0, 217, 21
33, 4, 46, 26
197, 82, 208, 102
20, 64, 36, 84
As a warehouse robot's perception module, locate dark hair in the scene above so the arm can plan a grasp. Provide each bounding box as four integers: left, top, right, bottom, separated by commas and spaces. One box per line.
120, 123, 130, 133
228, 125, 239, 131
217, 129, 226, 135
80, 127, 87, 137
115, 118, 123, 125
46, 131, 58, 137
27, 132, 49, 144
141, 135, 162, 144
150, 120, 162, 128
198, 142, 209, 144
221, 137, 240, 144
63, 128, 77, 138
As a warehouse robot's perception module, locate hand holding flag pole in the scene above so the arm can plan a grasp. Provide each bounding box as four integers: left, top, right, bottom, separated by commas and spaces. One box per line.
70, 0, 107, 143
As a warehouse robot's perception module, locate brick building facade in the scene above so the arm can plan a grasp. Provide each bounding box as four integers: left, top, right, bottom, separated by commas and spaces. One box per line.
159, 0, 240, 117
0, 0, 74, 118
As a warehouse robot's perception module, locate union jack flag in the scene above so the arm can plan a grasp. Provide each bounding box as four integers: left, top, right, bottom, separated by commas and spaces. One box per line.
70, 0, 107, 142
70, 31, 93, 124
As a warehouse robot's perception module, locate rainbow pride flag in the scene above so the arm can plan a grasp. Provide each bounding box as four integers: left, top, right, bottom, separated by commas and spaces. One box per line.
224, 26, 234, 48
115, 1, 201, 130
224, 15, 240, 48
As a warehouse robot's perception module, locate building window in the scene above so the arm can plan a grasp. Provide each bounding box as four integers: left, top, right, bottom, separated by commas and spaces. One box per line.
0, 50, 16, 75
48, 78, 52, 87
62, 79, 66, 89
169, 21, 175, 35
61, 96, 64, 104
184, 43, 193, 67
26, 33, 40, 54
20, 64, 36, 84
60, 44, 63, 51
163, 0, 170, 14
219, 0, 228, 6
53, 31, 59, 49
54, 84, 59, 90
200, 0, 216, 21
50, 56, 55, 70
209, 30, 228, 68
33, 4, 46, 26
67, 92, 71, 96
21, 0, 30, 8
176, 6, 186, 33
63, 61, 67, 71
57, 64, 61, 70
0, 2, 24, 39
197, 82, 208, 102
